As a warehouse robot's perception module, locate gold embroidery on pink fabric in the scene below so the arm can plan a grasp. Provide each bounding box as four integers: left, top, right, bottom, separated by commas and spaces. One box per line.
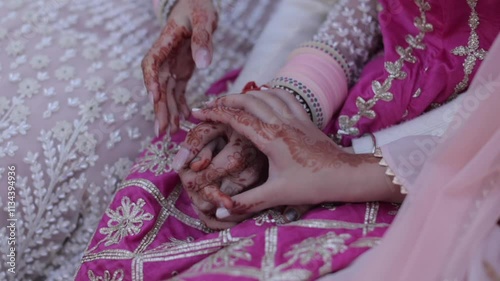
337, 0, 433, 140
88, 269, 124, 281
449, 0, 486, 100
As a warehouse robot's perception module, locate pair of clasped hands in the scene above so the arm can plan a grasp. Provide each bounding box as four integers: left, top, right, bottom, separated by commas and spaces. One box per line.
142, 0, 398, 229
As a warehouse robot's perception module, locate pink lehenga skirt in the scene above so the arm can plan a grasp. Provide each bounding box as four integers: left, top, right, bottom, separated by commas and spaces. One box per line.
74, 126, 398, 281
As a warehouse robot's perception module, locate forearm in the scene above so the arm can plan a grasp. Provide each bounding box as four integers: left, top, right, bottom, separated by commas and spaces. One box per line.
320, 154, 405, 203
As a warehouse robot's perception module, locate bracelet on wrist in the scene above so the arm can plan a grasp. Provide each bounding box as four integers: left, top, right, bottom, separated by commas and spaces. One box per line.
239, 81, 315, 124
269, 77, 324, 128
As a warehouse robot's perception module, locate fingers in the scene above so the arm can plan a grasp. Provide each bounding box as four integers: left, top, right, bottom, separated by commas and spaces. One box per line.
269, 88, 312, 123
191, 205, 236, 230
172, 123, 227, 171
191, 107, 271, 153
282, 205, 314, 223
220, 178, 245, 197
200, 185, 233, 209
175, 80, 191, 118
207, 93, 278, 122
189, 138, 221, 172
188, 190, 214, 213
189, 5, 217, 69
142, 21, 182, 104
226, 160, 264, 192
215, 181, 282, 221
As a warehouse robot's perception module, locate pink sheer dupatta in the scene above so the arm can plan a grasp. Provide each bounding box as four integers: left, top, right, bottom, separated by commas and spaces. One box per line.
320, 35, 500, 281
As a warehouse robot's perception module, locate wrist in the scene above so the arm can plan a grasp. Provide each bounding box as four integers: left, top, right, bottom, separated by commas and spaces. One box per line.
269, 46, 348, 129
321, 154, 405, 203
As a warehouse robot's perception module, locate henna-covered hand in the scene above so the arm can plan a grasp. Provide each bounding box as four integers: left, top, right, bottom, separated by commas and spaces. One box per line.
189, 90, 404, 222
142, 0, 218, 135
177, 122, 267, 229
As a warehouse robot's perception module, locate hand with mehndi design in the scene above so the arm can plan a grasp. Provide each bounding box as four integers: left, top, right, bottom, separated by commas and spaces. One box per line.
190, 90, 405, 222
176, 122, 267, 229
142, 0, 218, 135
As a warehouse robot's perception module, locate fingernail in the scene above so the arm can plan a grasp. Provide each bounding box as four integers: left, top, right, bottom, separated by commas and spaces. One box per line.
192, 157, 201, 163
172, 148, 190, 171
195, 49, 210, 69
284, 208, 299, 222
154, 119, 160, 137
192, 107, 202, 112
216, 207, 230, 219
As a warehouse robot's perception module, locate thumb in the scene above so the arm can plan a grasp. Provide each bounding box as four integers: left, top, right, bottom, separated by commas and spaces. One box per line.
191, 24, 214, 69
215, 180, 282, 221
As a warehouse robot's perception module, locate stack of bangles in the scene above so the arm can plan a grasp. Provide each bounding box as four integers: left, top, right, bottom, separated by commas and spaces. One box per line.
240, 81, 314, 122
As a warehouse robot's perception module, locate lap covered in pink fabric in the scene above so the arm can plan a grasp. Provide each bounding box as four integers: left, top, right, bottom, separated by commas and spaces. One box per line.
74, 129, 398, 280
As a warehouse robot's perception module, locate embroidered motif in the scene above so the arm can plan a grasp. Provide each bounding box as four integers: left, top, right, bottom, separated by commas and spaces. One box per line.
337, 0, 433, 139
253, 209, 286, 226
312, 0, 381, 83
362, 202, 379, 235
449, 0, 486, 100
283, 232, 350, 275
2, 0, 280, 279
99, 197, 154, 246
190, 236, 254, 272
350, 237, 381, 248
88, 269, 125, 281
130, 134, 179, 176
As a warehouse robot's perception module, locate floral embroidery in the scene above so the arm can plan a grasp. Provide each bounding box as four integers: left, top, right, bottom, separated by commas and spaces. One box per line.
54, 65, 75, 81
75, 132, 98, 155
130, 134, 179, 176
84, 76, 105, 92
6, 40, 25, 56
111, 87, 132, 105
283, 232, 350, 275
99, 197, 153, 247
449, 0, 486, 100
30, 55, 50, 69
0, 0, 278, 279
337, 0, 433, 139
51, 121, 73, 142
190, 236, 254, 272
18, 78, 41, 98
313, 0, 381, 83
79, 99, 102, 122
253, 209, 286, 226
88, 269, 125, 281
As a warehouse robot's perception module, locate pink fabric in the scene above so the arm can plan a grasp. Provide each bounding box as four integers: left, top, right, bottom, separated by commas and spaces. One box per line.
321, 34, 500, 281
74, 73, 397, 280
75, 162, 397, 280
329, 0, 500, 146
206, 68, 242, 96
277, 49, 348, 128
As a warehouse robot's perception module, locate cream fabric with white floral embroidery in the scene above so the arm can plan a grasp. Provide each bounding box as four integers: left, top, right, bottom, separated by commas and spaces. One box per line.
0, 0, 278, 280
